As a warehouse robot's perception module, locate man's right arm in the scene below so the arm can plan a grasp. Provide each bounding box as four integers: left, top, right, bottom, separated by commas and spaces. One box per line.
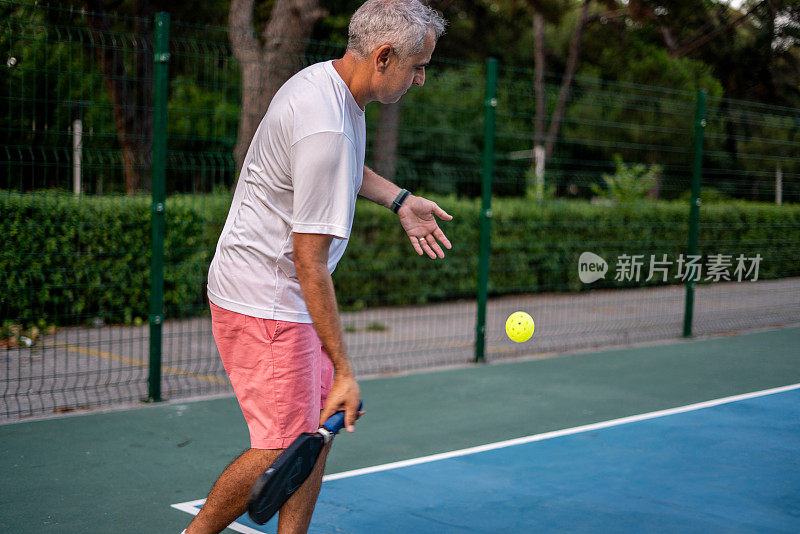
293, 231, 361, 432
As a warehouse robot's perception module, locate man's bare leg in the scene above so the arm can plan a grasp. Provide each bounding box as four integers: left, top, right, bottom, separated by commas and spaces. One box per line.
186, 443, 331, 534
277, 442, 331, 533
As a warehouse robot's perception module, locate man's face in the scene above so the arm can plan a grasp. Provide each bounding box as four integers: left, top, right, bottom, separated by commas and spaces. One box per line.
374, 30, 436, 104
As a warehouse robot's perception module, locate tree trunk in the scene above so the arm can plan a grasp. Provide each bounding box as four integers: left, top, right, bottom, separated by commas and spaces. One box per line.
373, 102, 402, 181
544, 0, 591, 161
530, 1, 591, 199
84, 0, 153, 194
133, 0, 153, 192
531, 11, 546, 199
229, 0, 324, 178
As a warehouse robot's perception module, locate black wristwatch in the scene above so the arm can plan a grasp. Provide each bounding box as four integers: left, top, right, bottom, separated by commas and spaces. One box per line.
390, 189, 411, 214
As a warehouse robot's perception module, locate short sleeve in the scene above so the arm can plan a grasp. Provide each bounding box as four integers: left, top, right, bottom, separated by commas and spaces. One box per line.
290, 132, 359, 239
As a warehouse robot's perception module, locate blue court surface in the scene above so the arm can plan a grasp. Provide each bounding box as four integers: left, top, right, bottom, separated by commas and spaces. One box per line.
173, 384, 800, 533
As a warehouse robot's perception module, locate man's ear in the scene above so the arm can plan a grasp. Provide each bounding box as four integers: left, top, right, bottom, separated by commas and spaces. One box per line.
374, 44, 392, 72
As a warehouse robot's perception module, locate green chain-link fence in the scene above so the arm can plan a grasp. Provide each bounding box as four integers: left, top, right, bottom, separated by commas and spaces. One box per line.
2, 2, 799, 419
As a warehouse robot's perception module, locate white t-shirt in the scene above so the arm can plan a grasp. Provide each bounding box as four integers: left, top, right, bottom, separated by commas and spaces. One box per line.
207, 61, 366, 323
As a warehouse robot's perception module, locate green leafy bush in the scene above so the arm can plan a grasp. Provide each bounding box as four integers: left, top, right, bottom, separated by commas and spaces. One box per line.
590, 155, 663, 203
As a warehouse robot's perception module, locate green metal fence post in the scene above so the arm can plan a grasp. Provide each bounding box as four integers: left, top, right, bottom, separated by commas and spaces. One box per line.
475, 58, 498, 363
683, 89, 706, 338
148, 12, 170, 402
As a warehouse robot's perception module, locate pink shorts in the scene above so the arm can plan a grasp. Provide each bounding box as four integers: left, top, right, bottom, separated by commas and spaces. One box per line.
210, 302, 334, 449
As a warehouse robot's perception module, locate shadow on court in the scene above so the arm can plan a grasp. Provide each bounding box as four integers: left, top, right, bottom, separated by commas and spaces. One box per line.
1, 327, 798, 533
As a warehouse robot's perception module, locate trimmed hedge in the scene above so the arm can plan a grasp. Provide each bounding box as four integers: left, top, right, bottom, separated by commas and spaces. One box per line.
1, 193, 229, 325
338, 198, 800, 308
2, 191, 798, 325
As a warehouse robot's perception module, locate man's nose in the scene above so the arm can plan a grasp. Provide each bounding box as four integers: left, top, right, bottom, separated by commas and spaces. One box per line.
413, 69, 425, 86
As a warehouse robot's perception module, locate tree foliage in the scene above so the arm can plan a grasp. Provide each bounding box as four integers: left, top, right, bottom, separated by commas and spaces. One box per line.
1, 0, 797, 198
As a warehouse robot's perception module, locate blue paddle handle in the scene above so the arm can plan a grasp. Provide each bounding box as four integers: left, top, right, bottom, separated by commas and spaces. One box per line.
321, 401, 363, 435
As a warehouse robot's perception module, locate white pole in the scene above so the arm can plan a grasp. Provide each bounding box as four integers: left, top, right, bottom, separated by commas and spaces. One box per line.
775, 165, 782, 206
534, 145, 545, 201
73, 118, 82, 196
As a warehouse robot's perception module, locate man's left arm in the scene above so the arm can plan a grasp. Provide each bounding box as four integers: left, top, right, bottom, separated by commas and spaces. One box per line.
360, 165, 453, 258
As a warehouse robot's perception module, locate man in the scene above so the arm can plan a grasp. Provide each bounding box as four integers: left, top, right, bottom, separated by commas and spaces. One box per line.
185, 1, 449, 533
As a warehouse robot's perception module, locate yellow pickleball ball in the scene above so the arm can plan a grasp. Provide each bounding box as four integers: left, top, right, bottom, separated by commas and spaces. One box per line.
506, 311, 535, 343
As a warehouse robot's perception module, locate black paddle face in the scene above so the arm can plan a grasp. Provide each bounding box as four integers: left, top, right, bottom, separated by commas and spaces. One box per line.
247, 433, 324, 524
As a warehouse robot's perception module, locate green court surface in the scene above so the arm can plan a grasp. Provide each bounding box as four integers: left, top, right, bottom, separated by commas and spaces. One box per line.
1, 327, 798, 533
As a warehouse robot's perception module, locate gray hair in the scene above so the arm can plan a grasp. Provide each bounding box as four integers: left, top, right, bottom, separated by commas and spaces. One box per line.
347, 0, 447, 60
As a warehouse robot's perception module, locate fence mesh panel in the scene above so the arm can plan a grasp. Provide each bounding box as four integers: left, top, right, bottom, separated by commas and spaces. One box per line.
2, 2, 798, 420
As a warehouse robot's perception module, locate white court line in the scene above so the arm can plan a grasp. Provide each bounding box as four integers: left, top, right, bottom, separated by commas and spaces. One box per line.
324, 382, 800, 481
171, 382, 800, 529
171, 499, 264, 534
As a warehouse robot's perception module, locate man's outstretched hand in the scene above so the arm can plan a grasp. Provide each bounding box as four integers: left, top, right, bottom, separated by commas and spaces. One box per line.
398, 195, 453, 259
